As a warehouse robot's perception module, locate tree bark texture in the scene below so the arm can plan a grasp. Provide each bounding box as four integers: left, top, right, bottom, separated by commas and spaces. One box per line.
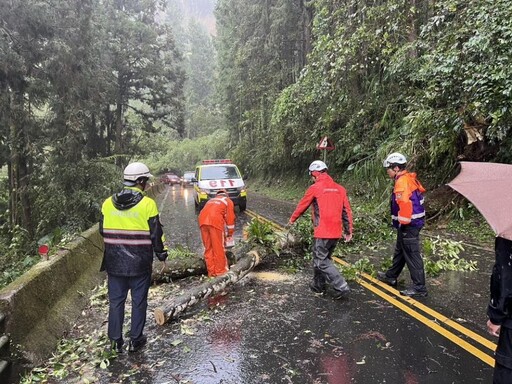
151, 256, 207, 283
154, 249, 262, 325
8, 81, 33, 237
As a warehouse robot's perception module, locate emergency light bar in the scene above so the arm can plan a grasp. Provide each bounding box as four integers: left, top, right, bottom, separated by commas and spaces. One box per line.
201, 159, 232, 164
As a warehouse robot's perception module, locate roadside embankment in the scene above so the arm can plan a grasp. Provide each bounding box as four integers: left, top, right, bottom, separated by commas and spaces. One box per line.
0, 225, 105, 364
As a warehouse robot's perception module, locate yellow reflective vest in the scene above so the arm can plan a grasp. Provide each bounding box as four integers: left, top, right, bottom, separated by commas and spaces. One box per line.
100, 187, 166, 276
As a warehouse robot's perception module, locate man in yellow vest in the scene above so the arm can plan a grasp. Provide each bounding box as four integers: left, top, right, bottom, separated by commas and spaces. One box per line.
100, 162, 168, 353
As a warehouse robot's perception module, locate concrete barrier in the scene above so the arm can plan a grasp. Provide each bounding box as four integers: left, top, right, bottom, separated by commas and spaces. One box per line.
0, 225, 105, 365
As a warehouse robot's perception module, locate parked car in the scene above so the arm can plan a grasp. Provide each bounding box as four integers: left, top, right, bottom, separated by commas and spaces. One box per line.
181, 171, 195, 187
163, 173, 181, 185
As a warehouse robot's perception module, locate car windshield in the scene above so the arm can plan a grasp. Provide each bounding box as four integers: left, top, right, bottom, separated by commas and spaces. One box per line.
201, 166, 240, 180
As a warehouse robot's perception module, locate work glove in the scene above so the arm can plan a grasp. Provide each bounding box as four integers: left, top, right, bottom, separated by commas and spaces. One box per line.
155, 251, 168, 262
225, 236, 235, 248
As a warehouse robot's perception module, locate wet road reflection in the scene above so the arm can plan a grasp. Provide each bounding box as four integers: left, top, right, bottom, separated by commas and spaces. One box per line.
157, 184, 250, 253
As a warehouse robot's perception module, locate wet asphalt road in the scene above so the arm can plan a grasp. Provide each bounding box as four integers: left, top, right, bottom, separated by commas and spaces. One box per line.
65, 184, 497, 383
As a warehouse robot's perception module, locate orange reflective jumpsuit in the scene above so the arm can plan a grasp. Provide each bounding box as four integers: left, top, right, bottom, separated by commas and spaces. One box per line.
198, 195, 236, 277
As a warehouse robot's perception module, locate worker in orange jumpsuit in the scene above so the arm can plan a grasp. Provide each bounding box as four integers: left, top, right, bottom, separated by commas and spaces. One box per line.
198, 190, 236, 277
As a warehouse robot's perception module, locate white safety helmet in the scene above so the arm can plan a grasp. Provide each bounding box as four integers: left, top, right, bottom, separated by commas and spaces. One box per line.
123, 162, 153, 185
308, 160, 328, 173
383, 152, 407, 168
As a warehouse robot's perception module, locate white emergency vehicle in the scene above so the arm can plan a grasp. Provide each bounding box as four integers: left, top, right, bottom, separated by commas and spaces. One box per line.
193, 159, 247, 212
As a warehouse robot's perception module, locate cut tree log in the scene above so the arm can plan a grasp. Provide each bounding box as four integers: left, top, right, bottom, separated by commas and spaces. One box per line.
154, 249, 262, 325
151, 256, 206, 283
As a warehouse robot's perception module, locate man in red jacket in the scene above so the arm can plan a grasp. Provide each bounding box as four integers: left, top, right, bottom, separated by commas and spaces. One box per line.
288, 160, 353, 299
198, 190, 236, 277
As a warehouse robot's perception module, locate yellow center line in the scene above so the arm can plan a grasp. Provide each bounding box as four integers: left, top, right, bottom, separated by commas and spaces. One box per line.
335, 257, 497, 353
245, 209, 283, 230
245, 209, 496, 366
353, 274, 495, 366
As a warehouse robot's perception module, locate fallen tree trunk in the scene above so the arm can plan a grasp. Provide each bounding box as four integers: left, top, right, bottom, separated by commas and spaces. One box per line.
154, 249, 261, 325
152, 256, 207, 283
150, 229, 298, 284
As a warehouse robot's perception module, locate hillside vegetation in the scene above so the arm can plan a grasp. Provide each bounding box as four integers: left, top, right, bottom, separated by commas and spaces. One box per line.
1, 0, 510, 286
215, 0, 512, 190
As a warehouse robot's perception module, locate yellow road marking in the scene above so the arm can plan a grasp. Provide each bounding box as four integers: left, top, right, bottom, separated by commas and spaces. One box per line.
246, 210, 496, 366
354, 273, 495, 366
335, 257, 496, 353
245, 209, 283, 230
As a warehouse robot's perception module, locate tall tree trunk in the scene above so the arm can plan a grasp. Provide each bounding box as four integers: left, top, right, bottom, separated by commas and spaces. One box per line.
103, 106, 113, 156
114, 86, 124, 167
8, 79, 33, 238
408, 0, 418, 58
300, 0, 313, 68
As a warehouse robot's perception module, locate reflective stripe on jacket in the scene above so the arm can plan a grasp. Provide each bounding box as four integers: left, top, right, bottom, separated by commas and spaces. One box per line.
198, 195, 236, 236
391, 171, 426, 229
290, 173, 353, 239
100, 187, 166, 276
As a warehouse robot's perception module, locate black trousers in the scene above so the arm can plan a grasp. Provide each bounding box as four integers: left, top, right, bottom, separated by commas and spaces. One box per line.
494, 325, 512, 383
386, 225, 426, 292
107, 273, 151, 344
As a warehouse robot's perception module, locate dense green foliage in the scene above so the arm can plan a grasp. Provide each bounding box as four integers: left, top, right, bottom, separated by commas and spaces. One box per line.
422, 236, 477, 276
0, 0, 185, 279
215, 0, 309, 178
164, 0, 223, 138
215, 0, 512, 193
148, 129, 230, 174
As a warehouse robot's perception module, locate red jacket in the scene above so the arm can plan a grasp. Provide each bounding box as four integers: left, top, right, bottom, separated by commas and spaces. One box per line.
290, 173, 353, 239
198, 195, 236, 236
